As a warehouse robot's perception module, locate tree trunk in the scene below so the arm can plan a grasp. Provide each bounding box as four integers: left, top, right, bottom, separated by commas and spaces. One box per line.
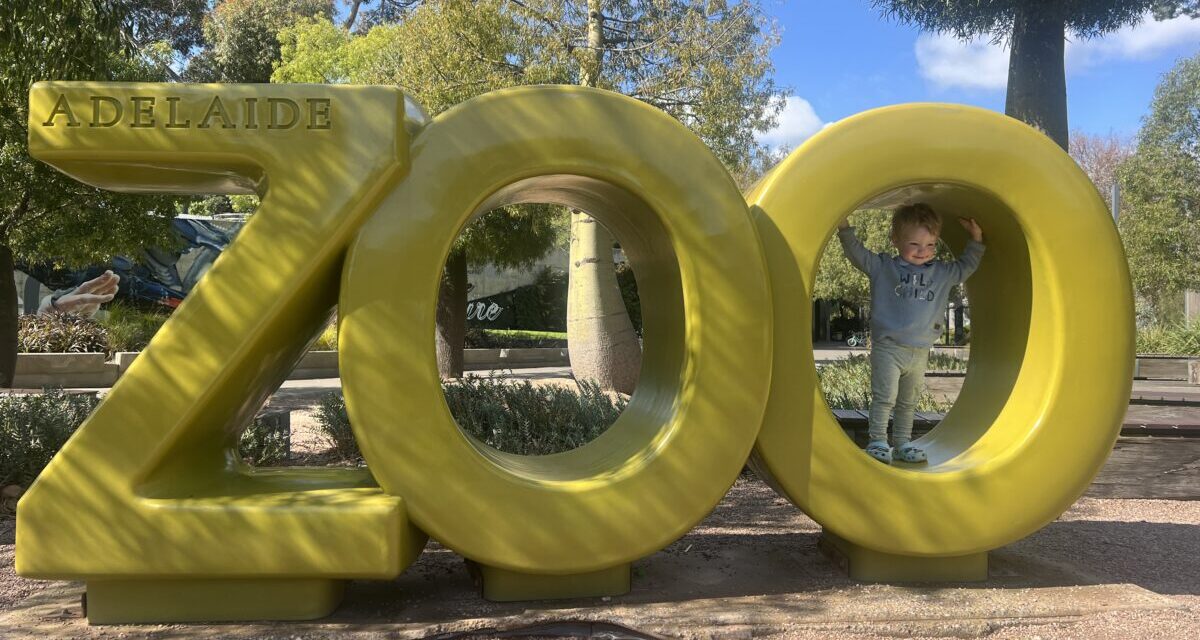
0, 245, 18, 388
436, 250, 467, 379
1005, 6, 1068, 150
343, 0, 363, 30
564, 0, 642, 393
567, 212, 641, 393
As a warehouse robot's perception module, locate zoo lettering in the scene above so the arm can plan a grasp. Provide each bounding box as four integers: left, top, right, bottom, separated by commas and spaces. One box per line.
40, 94, 332, 131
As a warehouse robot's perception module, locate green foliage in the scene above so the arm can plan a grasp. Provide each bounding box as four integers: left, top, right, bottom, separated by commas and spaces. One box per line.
17, 314, 110, 354
315, 378, 626, 458
0, 390, 100, 487
0, 5, 180, 270
1118, 52, 1200, 324
869, 1, 1173, 40
443, 377, 626, 455
465, 328, 568, 348
313, 321, 338, 351
0, 389, 289, 486
315, 392, 360, 462
927, 351, 970, 371
1136, 322, 1200, 356
238, 414, 290, 466
185, 0, 332, 82
814, 212, 894, 308
98, 302, 170, 352
818, 355, 951, 412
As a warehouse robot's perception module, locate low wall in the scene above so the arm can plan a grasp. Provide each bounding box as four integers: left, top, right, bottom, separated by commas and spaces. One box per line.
14, 353, 118, 388
16, 349, 1193, 386
13, 347, 572, 388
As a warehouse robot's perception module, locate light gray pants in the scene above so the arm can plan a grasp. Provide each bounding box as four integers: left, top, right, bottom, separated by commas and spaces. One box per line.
868, 337, 929, 445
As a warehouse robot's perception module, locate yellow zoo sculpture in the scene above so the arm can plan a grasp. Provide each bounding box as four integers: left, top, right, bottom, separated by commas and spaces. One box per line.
16, 82, 1133, 623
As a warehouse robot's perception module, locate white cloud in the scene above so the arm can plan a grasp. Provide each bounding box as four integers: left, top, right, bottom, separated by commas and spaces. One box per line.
915, 33, 1008, 91
913, 13, 1200, 91
759, 96, 825, 149
1067, 15, 1200, 69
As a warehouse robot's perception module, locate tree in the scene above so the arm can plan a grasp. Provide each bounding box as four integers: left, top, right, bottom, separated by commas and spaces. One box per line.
274, 2, 570, 378
1069, 131, 1132, 209
185, 0, 333, 82
509, 0, 783, 393
1117, 52, 1200, 324
871, 1, 1197, 150
0, 3, 181, 387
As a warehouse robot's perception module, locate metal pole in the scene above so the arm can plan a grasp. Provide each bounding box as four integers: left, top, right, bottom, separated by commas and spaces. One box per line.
1111, 182, 1120, 223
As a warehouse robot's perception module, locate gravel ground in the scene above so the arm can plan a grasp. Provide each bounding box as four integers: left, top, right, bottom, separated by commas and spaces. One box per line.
2, 375, 1198, 638
2, 477, 1198, 639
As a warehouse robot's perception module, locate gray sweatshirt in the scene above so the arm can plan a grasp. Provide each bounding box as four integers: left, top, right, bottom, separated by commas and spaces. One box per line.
837, 226, 985, 348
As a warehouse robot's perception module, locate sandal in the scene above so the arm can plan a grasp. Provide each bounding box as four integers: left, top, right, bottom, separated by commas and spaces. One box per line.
894, 442, 927, 463
865, 440, 892, 464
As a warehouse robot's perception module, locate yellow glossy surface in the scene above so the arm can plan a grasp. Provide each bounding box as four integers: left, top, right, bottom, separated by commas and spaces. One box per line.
748, 104, 1134, 558
339, 86, 774, 576
16, 81, 1133, 614
17, 83, 427, 598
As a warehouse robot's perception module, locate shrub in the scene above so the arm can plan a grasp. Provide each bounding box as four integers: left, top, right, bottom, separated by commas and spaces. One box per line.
314, 377, 626, 459
0, 390, 290, 486
444, 377, 625, 455
99, 301, 170, 352
312, 321, 338, 351
927, 351, 969, 371
238, 414, 290, 467
0, 390, 100, 487
315, 392, 360, 462
818, 355, 951, 412
17, 314, 110, 353
465, 328, 567, 348
1137, 322, 1200, 356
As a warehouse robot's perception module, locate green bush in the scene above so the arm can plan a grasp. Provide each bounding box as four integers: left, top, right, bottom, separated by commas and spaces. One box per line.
17, 314, 110, 353
99, 302, 170, 352
465, 328, 567, 348
312, 321, 337, 351
0, 390, 291, 485
0, 390, 99, 487
818, 355, 951, 412
314, 377, 626, 459
1137, 322, 1200, 356
238, 415, 290, 467
927, 351, 969, 371
445, 377, 625, 455
315, 392, 360, 462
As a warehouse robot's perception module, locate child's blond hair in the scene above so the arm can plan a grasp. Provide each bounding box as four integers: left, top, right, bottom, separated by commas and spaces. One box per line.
891, 203, 941, 242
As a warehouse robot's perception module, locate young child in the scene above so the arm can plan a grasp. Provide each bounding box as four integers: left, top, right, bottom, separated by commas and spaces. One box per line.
837, 204, 985, 464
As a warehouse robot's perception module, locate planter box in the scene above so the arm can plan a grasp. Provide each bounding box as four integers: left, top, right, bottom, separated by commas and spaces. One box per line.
464, 347, 570, 370
1134, 355, 1197, 382
14, 352, 118, 388
290, 350, 339, 380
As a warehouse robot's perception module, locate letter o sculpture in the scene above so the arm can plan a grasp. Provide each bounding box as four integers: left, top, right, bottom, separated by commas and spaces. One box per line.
747, 104, 1134, 577
339, 87, 773, 584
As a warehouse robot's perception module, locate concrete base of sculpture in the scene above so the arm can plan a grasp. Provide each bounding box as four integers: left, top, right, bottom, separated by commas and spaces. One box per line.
85, 578, 345, 624
819, 531, 988, 583
472, 562, 631, 602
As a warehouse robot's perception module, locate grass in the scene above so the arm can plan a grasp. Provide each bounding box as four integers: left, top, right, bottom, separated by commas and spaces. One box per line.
1137, 322, 1200, 356
97, 302, 170, 352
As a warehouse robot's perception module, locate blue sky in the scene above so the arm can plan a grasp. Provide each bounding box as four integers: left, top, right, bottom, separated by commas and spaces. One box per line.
759, 1, 1200, 149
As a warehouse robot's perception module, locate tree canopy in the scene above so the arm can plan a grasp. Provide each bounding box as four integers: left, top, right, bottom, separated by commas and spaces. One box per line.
1117, 52, 1200, 324
870, 1, 1198, 149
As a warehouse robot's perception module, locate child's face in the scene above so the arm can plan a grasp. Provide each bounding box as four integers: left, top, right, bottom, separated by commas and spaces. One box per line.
892, 226, 938, 266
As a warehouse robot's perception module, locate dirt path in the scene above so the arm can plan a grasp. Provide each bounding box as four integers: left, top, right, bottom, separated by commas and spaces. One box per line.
2, 476, 1198, 639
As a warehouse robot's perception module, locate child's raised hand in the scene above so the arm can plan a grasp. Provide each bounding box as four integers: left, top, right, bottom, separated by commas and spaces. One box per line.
958, 217, 983, 243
